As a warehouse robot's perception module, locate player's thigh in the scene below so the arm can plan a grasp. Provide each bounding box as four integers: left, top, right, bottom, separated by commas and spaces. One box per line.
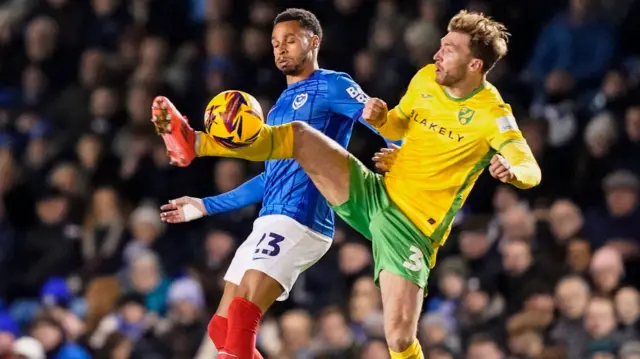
290, 121, 351, 206
242, 215, 332, 307
215, 281, 238, 317
370, 205, 434, 289
223, 221, 284, 312
329, 156, 390, 241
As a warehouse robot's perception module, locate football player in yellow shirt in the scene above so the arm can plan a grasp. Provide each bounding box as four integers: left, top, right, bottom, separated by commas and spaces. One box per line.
155, 10, 541, 359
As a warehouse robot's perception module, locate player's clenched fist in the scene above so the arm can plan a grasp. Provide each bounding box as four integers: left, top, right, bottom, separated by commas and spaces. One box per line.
160, 196, 207, 223
489, 154, 515, 183
363, 98, 388, 127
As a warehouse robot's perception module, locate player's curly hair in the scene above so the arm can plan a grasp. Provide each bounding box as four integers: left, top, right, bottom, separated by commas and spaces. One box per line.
274, 8, 323, 40
448, 10, 510, 73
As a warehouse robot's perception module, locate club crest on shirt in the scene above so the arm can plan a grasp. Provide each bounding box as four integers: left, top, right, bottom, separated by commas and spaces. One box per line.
292, 93, 308, 110
458, 107, 475, 125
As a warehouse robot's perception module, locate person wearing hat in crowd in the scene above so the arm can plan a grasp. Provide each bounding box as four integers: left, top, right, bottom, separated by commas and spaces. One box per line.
11, 337, 45, 359
0, 313, 20, 359
585, 170, 640, 252
90, 293, 153, 350
39, 278, 86, 342
153, 277, 207, 359
6, 277, 79, 334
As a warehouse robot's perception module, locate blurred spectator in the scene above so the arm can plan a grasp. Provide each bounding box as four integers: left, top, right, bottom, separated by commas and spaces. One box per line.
312, 307, 360, 358
0, 313, 20, 359
526, 0, 614, 92
585, 170, 640, 252
11, 336, 45, 359
457, 277, 506, 349
550, 275, 591, 359
360, 338, 390, 359
30, 315, 90, 359
590, 247, 625, 297
276, 309, 312, 359
466, 334, 505, 359
614, 287, 640, 340
619, 341, 640, 359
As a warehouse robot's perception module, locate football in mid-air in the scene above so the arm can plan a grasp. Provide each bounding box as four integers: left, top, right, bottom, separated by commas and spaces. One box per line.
204, 90, 264, 149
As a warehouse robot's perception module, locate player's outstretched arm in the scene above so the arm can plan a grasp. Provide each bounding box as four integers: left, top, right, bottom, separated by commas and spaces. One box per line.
160, 173, 266, 223
202, 172, 266, 214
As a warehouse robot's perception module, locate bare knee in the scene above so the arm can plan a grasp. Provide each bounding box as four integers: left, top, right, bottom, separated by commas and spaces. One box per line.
236, 270, 283, 313
385, 315, 417, 352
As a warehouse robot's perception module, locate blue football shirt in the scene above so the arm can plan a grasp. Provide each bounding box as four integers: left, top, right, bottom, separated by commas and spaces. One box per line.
204, 69, 400, 238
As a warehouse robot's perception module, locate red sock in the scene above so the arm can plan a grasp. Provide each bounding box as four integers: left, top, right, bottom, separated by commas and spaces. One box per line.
223, 297, 264, 359
207, 314, 228, 351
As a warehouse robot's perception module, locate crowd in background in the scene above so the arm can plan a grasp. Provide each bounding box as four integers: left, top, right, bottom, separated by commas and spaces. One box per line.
1, 0, 640, 358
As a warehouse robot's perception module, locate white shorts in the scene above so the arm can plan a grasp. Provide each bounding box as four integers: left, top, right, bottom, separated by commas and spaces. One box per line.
223, 215, 332, 301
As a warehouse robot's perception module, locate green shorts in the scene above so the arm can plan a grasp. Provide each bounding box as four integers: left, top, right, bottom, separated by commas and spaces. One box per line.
332, 156, 434, 289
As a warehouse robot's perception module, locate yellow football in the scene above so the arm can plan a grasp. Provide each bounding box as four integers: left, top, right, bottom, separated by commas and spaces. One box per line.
203, 90, 264, 148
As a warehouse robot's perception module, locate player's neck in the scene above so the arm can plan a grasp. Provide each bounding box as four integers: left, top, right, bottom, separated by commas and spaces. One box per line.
444, 76, 485, 100
286, 63, 319, 85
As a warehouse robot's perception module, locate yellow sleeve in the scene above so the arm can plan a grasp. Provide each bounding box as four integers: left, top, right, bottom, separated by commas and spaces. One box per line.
486, 105, 542, 189
374, 67, 431, 141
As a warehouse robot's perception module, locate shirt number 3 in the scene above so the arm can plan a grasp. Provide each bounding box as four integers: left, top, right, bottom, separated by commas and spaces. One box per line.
403, 245, 424, 272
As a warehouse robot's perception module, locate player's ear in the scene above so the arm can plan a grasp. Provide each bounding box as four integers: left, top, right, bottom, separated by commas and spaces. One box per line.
311, 35, 320, 49
469, 58, 483, 73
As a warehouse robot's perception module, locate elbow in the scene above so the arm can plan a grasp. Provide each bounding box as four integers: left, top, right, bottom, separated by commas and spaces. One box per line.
518, 166, 542, 189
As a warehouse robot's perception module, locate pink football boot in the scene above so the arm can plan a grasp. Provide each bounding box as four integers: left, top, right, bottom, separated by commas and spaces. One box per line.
151, 96, 197, 167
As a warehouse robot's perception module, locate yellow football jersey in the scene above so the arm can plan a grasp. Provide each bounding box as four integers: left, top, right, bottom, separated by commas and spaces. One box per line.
377, 64, 540, 251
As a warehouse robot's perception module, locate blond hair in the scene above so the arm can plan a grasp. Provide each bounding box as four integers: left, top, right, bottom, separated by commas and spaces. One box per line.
448, 10, 509, 73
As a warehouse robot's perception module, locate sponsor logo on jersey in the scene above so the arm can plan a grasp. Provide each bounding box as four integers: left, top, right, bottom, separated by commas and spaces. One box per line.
346, 86, 370, 104
411, 112, 465, 142
292, 93, 308, 110
496, 114, 519, 133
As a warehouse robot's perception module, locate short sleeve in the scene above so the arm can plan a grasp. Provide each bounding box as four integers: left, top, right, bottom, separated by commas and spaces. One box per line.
486, 104, 526, 151
328, 73, 370, 121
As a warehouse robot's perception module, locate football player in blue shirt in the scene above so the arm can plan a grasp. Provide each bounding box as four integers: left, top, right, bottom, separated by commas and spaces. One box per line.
153, 8, 398, 359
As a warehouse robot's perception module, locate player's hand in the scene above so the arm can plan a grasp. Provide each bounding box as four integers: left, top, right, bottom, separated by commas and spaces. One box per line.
363, 98, 388, 127
160, 197, 206, 223
489, 154, 515, 183
372, 144, 401, 173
